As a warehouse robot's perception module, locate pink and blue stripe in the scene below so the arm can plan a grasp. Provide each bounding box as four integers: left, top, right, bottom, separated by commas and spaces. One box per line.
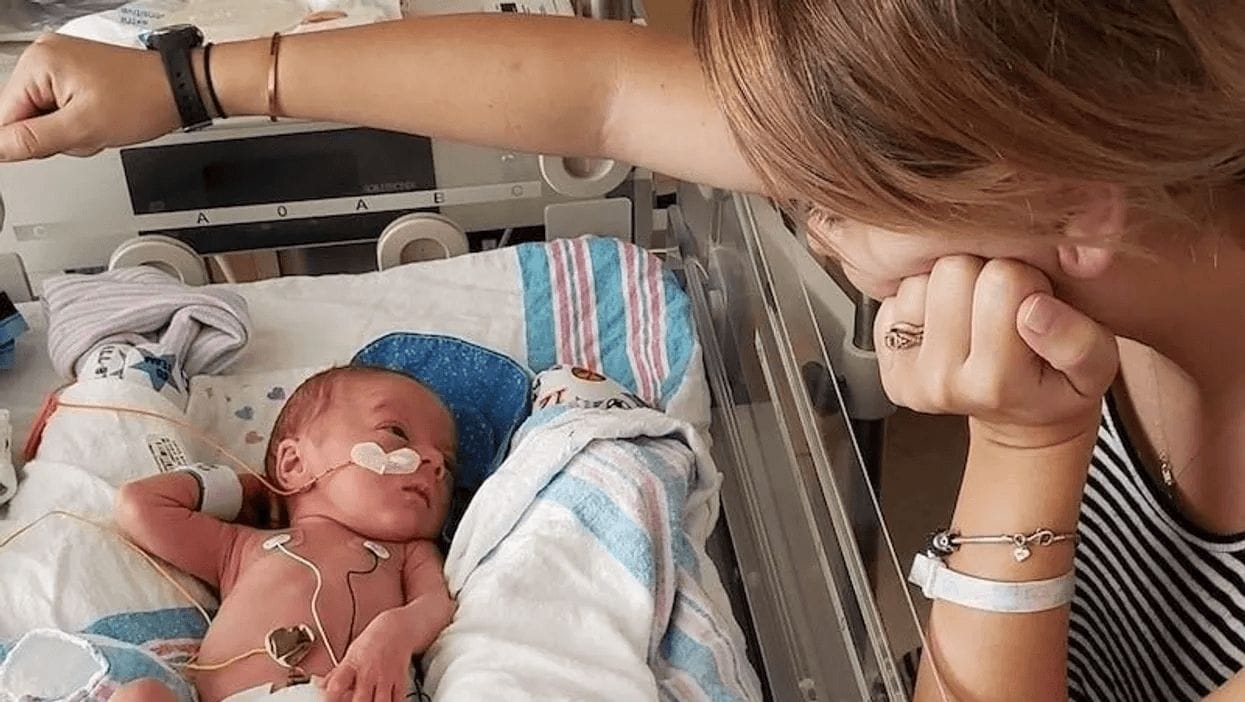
518, 237, 694, 409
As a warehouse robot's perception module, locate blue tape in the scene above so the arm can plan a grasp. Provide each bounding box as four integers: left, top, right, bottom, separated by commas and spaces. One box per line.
0, 313, 25, 346
0, 292, 27, 371
0, 341, 14, 371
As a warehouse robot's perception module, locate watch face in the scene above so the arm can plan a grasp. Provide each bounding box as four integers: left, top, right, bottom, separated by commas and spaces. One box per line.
142, 24, 204, 49
154, 23, 199, 36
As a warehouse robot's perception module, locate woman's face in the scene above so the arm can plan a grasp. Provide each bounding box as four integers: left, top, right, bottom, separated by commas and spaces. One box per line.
809, 216, 1064, 300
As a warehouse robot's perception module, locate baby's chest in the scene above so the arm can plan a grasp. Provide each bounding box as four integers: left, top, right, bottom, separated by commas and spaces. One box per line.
228, 533, 408, 601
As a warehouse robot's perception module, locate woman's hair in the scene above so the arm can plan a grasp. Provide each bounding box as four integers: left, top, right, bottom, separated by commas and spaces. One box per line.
692, 1, 1245, 241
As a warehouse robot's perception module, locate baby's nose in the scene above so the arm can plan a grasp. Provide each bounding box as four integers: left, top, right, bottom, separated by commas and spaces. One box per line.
418, 449, 448, 482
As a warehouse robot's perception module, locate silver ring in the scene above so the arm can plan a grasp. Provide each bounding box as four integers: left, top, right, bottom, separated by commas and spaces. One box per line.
883, 323, 924, 351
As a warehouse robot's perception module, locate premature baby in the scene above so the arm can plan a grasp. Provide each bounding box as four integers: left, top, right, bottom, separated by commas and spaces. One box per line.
111, 366, 457, 702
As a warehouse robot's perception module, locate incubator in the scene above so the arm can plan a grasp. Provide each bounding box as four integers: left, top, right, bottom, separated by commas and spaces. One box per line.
0, 2, 927, 700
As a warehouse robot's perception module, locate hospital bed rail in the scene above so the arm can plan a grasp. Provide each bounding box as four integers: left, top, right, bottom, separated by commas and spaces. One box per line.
669, 184, 918, 701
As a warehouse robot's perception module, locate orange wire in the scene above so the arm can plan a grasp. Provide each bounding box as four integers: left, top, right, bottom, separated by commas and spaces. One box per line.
3, 395, 347, 676
0, 510, 212, 625
53, 399, 301, 497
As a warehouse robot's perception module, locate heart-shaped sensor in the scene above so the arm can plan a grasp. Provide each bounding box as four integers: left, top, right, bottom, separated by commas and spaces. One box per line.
350, 442, 422, 475
265, 623, 315, 668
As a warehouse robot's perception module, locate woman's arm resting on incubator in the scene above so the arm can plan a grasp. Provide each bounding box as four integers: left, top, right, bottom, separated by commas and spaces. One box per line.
0, 16, 762, 193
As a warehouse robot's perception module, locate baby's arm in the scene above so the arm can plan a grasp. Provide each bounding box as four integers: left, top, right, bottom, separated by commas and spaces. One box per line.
114, 466, 253, 587
322, 541, 453, 701
396, 540, 456, 654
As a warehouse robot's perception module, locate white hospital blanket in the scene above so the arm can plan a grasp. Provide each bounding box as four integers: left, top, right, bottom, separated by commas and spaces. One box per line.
430, 407, 762, 701
0, 378, 213, 642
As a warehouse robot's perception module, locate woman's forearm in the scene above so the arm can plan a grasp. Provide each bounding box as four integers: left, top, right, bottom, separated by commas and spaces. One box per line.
915, 422, 1096, 702
202, 16, 762, 193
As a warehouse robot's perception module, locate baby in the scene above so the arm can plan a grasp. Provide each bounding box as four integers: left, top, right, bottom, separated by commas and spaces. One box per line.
110, 366, 457, 702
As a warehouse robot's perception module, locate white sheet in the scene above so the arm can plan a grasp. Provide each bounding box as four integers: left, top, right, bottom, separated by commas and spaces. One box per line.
0, 377, 215, 640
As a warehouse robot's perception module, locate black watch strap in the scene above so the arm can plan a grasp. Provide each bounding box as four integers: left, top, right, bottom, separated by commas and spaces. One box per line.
147, 28, 212, 132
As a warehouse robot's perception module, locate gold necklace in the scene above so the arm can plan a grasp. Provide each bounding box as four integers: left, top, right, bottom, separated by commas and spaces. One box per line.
1148, 350, 1204, 500
1149, 350, 1175, 493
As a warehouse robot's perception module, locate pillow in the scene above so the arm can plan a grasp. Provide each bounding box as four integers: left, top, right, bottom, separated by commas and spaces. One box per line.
352, 332, 532, 492
185, 365, 330, 473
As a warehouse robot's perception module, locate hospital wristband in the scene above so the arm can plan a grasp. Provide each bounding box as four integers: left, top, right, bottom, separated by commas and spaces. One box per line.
174, 463, 243, 522
908, 552, 1075, 614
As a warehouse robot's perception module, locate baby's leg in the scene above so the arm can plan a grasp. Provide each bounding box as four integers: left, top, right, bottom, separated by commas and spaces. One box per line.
111, 678, 181, 702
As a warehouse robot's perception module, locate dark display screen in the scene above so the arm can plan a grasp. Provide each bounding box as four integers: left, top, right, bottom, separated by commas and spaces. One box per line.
201, 152, 359, 204
121, 128, 436, 214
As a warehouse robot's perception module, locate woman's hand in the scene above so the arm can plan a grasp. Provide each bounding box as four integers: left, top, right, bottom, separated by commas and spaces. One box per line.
875, 256, 1119, 450
0, 33, 178, 161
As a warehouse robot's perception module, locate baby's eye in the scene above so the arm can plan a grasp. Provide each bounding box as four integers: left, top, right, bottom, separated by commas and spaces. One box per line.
383, 425, 409, 441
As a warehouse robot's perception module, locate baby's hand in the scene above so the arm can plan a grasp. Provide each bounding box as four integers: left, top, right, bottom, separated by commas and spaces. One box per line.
321, 609, 414, 702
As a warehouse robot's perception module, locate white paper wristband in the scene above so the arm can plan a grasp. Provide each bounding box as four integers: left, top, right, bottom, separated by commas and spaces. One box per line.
908, 552, 1075, 614
174, 463, 243, 522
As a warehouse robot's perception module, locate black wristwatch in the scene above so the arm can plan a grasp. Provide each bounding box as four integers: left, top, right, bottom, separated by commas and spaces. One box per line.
143, 24, 213, 132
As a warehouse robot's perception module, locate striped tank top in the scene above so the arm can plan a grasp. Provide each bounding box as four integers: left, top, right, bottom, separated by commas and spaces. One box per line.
1069, 395, 1245, 700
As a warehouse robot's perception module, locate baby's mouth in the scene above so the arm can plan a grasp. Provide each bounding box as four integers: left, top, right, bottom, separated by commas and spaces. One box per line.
402, 483, 430, 507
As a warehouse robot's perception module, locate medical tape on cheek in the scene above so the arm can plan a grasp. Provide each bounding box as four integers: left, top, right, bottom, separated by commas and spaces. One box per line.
349, 442, 422, 475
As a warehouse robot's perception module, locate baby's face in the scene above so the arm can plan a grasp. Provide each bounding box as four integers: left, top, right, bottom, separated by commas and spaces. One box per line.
296, 373, 456, 542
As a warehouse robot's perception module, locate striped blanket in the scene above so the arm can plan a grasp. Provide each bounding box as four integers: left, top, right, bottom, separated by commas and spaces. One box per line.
517, 237, 701, 426
429, 406, 762, 701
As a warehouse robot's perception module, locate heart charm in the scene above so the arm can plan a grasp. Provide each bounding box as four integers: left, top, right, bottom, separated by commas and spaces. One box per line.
1013, 545, 1032, 562
234, 406, 255, 421
265, 624, 315, 668
267, 387, 287, 401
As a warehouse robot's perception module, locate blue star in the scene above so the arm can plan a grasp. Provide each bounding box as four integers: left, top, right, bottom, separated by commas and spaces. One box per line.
129, 349, 181, 393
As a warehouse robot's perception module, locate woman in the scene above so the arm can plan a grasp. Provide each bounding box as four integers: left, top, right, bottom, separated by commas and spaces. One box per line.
1, 4, 1241, 700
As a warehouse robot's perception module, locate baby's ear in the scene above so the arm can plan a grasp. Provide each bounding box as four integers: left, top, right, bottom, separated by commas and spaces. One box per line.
273, 438, 311, 492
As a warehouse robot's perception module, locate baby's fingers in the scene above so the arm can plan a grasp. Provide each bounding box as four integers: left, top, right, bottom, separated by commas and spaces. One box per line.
322, 664, 357, 702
